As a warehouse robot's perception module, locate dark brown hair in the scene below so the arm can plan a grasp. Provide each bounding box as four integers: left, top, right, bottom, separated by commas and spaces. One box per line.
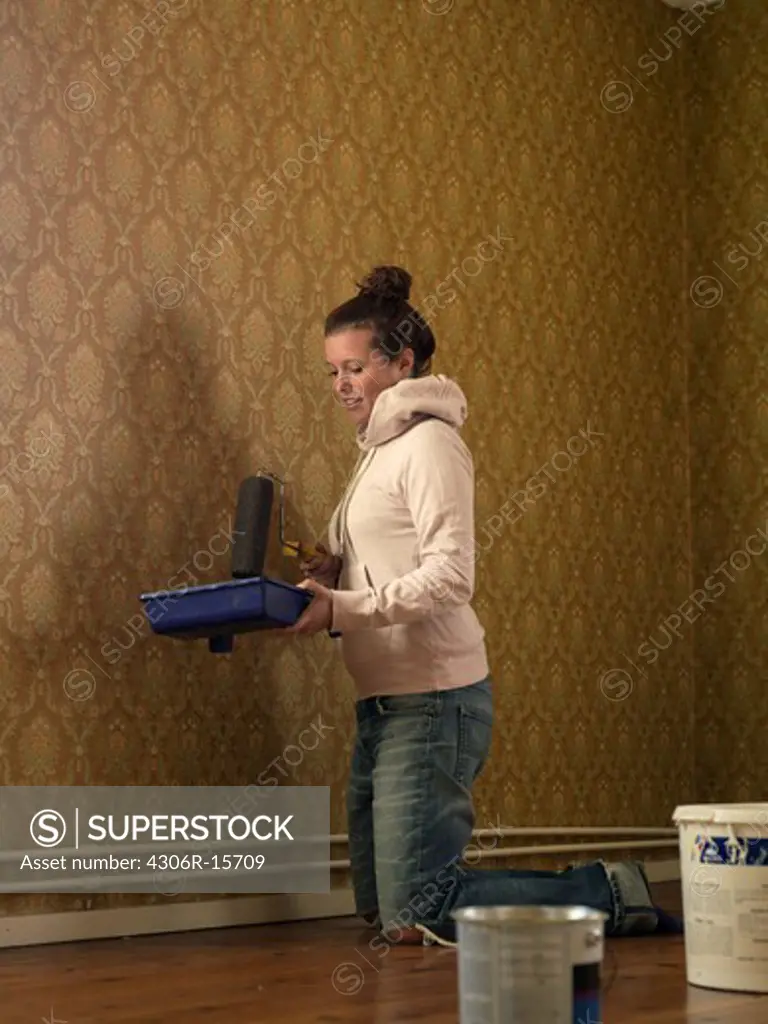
324, 265, 436, 377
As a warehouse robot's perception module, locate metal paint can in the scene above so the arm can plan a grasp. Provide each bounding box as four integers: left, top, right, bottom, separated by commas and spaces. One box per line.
452, 905, 608, 1023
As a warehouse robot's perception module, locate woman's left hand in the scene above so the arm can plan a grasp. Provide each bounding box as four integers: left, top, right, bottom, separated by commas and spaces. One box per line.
288, 579, 333, 635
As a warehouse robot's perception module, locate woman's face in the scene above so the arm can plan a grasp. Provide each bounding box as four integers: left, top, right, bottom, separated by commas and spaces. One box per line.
325, 327, 413, 428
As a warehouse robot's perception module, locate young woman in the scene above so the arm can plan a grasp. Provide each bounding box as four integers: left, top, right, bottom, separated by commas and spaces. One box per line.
289, 265, 679, 947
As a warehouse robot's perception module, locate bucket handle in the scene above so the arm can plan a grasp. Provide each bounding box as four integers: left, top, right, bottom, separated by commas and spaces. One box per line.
726, 824, 747, 865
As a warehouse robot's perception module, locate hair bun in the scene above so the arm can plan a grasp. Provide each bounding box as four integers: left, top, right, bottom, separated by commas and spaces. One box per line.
357, 265, 411, 303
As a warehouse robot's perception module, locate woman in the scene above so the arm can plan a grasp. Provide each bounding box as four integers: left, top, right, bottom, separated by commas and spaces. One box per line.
289, 265, 678, 947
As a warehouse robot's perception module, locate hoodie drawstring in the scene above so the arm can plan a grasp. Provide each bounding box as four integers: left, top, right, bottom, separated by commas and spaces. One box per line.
330, 449, 373, 562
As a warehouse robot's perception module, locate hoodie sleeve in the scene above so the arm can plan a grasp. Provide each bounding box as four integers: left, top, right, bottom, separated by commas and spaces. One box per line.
330, 424, 475, 631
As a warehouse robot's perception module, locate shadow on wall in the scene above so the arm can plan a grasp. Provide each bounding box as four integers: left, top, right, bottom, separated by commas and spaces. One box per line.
685, 5, 768, 804
45, 295, 320, 791
0, 289, 344, 916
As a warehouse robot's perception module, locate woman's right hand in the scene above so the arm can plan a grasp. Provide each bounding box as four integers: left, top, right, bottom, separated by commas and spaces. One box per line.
299, 542, 341, 589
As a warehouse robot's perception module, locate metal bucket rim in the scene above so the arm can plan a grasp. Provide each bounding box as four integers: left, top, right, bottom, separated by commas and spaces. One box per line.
451, 905, 609, 927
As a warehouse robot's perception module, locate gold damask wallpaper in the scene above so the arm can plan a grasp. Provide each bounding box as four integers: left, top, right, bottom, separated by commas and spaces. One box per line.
0, 0, 752, 921
687, 7, 768, 803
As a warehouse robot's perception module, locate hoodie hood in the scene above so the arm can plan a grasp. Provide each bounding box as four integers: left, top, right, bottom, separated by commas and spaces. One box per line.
357, 374, 468, 451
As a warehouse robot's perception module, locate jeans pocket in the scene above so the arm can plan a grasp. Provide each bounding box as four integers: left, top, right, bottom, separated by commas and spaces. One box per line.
459, 677, 493, 725
456, 704, 493, 786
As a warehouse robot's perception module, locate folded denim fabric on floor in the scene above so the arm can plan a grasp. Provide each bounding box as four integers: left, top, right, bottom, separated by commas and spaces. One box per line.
603, 861, 683, 936
408, 860, 682, 948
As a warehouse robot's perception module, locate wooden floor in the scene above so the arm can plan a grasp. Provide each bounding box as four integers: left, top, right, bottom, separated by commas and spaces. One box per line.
1, 884, 766, 1023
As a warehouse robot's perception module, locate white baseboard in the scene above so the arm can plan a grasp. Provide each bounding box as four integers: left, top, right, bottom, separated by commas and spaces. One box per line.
0, 858, 680, 950
0, 890, 357, 950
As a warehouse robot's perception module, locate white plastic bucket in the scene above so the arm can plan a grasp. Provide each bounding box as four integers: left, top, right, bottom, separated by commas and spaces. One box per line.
452, 905, 607, 1024
674, 802, 768, 993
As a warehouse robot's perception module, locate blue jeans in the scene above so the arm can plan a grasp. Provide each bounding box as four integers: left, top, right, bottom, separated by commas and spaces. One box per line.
347, 678, 650, 939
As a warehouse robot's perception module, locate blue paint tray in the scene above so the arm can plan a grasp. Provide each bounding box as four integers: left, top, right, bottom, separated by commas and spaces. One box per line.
139, 576, 313, 653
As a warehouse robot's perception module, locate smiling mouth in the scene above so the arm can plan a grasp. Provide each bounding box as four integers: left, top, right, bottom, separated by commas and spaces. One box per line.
342, 398, 362, 408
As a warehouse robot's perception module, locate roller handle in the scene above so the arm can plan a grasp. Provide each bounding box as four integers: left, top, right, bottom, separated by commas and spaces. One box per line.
282, 540, 325, 561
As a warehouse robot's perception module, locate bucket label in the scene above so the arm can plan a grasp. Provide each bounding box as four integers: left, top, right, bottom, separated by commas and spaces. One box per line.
693, 834, 768, 866
574, 999, 601, 1024
573, 963, 601, 1024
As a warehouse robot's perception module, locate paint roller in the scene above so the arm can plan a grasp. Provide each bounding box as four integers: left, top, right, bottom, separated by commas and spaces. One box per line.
231, 471, 322, 577
231, 471, 341, 639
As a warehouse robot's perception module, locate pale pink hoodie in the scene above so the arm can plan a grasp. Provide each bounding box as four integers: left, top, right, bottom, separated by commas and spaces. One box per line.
327, 374, 489, 698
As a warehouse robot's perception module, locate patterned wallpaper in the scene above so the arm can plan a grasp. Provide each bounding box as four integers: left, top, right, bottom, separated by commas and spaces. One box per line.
687, 6, 768, 803
0, 0, 737, 919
